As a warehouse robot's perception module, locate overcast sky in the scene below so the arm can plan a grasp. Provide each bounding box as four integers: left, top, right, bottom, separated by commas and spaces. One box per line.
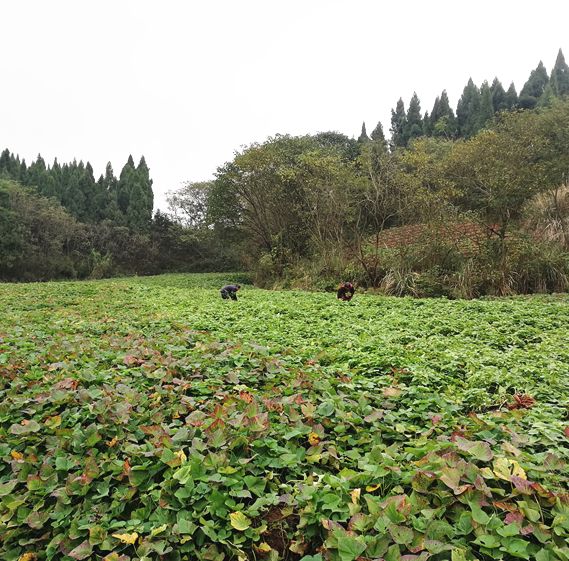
2, 1, 568, 210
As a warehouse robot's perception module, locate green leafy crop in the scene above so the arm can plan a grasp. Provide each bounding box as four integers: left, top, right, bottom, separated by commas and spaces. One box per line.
0, 274, 568, 560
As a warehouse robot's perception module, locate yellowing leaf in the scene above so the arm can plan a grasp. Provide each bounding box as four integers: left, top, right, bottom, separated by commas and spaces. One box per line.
308, 432, 320, 446
289, 540, 307, 554
112, 532, 138, 544
493, 457, 512, 481
11, 450, 24, 461
229, 511, 251, 531
366, 484, 380, 492
106, 437, 118, 448
44, 415, 62, 428
174, 449, 187, 463
510, 459, 526, 479
150, 523, 167, 537
18, 554, 37, 561
255, 542, 272, 553
493, 457, 527, 481
351, 488, 361, 504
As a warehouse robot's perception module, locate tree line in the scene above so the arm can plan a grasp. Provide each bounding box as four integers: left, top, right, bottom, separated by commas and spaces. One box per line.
358, 48, 569, 148
0, 152, 153, 230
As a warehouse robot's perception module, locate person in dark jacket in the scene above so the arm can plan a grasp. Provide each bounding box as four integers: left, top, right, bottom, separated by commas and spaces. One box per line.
337, 282, 355, 301
220, 284, 240, 300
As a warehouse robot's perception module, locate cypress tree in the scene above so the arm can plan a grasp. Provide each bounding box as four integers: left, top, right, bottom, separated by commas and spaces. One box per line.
370, 121, 386, 144
477, 81, 495, 129
12, 154, 21, 182
438, 90, 453, 117
404, 92, 423, 144
456, 78, 481, 137
101, 162, 122, 224
537, 83, 556, 107
41, 159, 59, 200
63, 160, 86, 218
28, 154, 49, 194
357, 122, 370, 143
50, 158, 64, 202
3, 151, 18, 178
491, 78, 508, 112
504, 82, 518, 110
430, 96, 441, 124
423, 111, 433, 136
431, 90, 457, 138
551, 48, 569, 97
0, 149, 11, 177
117, 155, 136, 215
519, 61, 549, 109
390, 98, 407, 148
19, 159, 28, 184
125, 156, 154, 230
78, 162, 96, 222
137, 155, 154, 220
103, 162, 117, 193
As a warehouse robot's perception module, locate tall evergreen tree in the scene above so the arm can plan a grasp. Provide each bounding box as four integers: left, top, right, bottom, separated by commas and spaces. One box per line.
423, 111, 433, 136
137, 155, 154, 217
390, 98, 407, 148
456, 78, 481, 137
50, 158, 62, 192
504, 82, 518, 110
77, 161, 96, 222
430, 96, 441, 124
431, 90, 456, 138
0, 149, 12, 177
357, 122, 370, 143
19, 159, 29, 184
478, 81, 495, 129
537, 83, 556, 108
63, 160, 87, 219
28, 154, 49, 194
102, 162, 117, 193
519, 61, 549, 109
41, 159, 59, 200
117, 155, 136, 215
61, 160, 85, 218
491, 78, 508, 112
103, 162, 123, 224
370, 121, 386, 144
551, 48, 569, 97
125, 156, 154, 230
404, 92, 423, 144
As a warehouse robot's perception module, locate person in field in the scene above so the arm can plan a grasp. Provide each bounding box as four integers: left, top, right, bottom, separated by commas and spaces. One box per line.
220, 284, 240, 300
337, 281, 355, 301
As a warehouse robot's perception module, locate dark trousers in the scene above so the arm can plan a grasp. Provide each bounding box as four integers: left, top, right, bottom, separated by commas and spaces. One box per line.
221, 290, 237, 300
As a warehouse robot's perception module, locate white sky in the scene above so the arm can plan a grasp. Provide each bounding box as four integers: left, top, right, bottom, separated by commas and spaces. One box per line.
1, 0, 568, 211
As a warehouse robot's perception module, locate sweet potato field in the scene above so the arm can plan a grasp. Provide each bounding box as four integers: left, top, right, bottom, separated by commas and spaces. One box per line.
0, 274, 568, 561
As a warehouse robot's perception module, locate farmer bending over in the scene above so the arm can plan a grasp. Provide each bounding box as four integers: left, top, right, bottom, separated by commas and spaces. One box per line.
337, 282, 355, 301
220, 284, 240, 300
